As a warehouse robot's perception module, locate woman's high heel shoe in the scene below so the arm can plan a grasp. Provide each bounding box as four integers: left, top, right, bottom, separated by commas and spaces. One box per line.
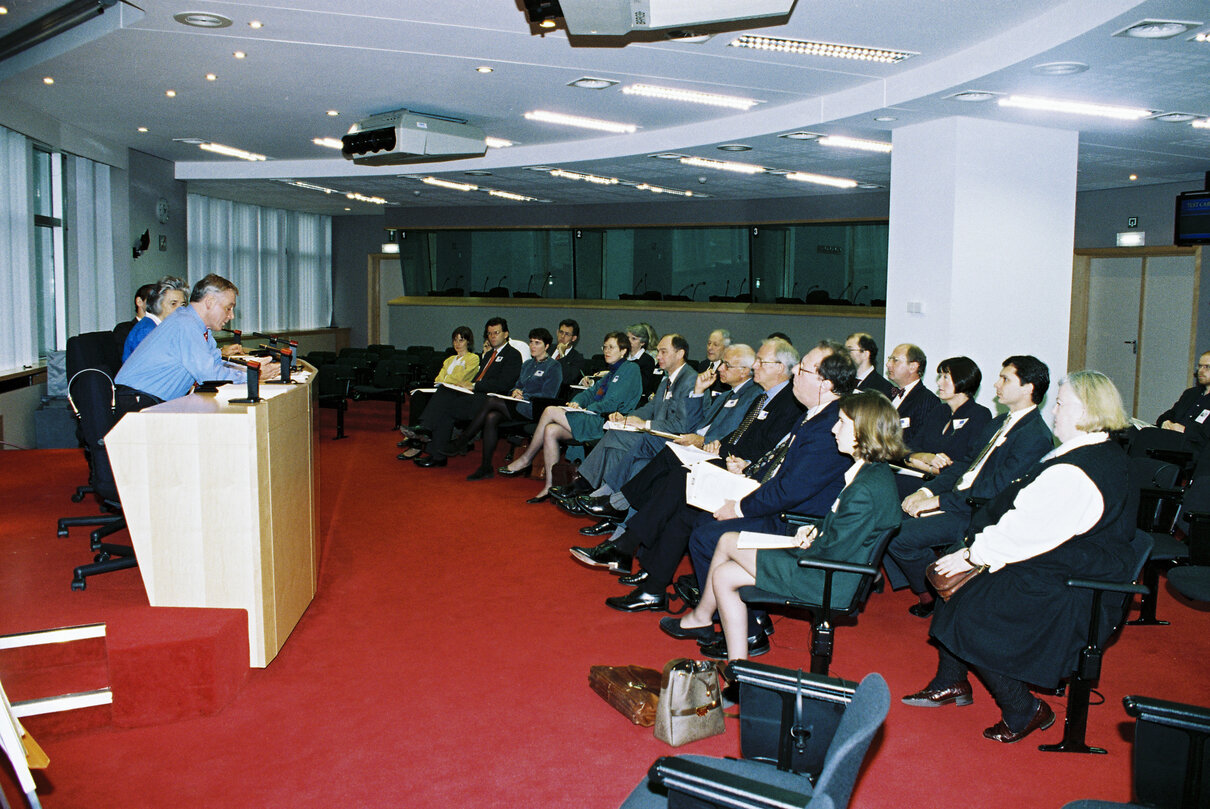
526, 492, 551, 504
497, 463, 533, 478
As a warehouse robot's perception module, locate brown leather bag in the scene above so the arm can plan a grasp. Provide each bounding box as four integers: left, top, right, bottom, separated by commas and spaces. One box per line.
926, 561, 986, 601
589, 664, 662, 726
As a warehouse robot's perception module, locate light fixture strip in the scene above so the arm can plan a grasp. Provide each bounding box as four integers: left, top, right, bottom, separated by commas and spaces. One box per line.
312, 137, 343, 149
345, 192, 387, 204
784, 171, 859, 189
1192, 118, 1210, 129
484, 136, 514, 148
635, 183, 695, 197
289, 180, 338, 194
422, 177, 478, 192
729, 34, 915, 63
524, 110, 637, 134
817, 135, 892, 153
488, 189, 537, 202
679, 156, 765, 175
621, 84, 759, 110
997, 95, 1152, 120
549, 169, 619, 185
198, 142, 266, 161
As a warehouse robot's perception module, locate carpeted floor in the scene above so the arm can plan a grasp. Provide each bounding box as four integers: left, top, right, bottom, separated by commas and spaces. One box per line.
3, 401, 1210, 808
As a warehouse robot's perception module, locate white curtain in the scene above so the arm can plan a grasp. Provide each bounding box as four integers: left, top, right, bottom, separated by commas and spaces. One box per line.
187, 194, 332, 333
0, 126, 35, 371
64, 154, 117, 334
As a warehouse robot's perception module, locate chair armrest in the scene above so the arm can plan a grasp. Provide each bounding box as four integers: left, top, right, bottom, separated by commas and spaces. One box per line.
650, 756, 809, 809
1065, 577, 1148, 595
1123, 696, 1210, 732
1144, 447, 1195, 469
778, 511, 822, 527
797, 557, 879, 577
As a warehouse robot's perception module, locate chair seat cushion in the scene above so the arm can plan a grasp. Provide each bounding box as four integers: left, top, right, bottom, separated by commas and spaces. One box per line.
1149, 533, 1190, 561
1168, 566, 1210, 602
620, 754, 813, 809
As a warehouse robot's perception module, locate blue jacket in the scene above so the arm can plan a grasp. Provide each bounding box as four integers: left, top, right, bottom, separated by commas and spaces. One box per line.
686, 378, 766, 444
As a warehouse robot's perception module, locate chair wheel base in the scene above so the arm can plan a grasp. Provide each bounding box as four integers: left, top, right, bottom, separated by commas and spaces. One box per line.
57, 529, 69, 538
1125, 618, 1169, 626
71, 493, 85, 503
1038, 742, 1106, 754
71, 578, 86, 591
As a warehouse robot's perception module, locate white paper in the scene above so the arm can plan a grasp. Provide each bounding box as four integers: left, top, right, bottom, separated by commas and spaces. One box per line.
666, 441, 720, 467
686, 463, 760, 512
736, 531, 797, 550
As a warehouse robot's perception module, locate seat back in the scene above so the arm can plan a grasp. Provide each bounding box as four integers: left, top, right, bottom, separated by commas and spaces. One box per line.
65, 333, 122, 503
811, 673, 890, 809
1096, 531, 1155, 646
1128, 696, 1210, 809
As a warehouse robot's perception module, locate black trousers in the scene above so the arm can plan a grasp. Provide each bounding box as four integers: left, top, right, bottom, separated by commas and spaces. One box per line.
420, 388, 486, 459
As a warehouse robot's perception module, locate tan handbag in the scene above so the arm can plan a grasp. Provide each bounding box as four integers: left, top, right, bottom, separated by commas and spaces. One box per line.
653, 658, 725, 746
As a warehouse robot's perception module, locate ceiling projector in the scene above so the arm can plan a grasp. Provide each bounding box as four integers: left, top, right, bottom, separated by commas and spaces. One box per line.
528, 0, 797, 36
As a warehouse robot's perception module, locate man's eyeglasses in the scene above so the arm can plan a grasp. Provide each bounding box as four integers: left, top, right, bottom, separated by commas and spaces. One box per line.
753, 358, 784, 367
794, 365, 820, 377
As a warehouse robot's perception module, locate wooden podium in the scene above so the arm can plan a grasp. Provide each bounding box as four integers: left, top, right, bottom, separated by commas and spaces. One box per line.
106, 366, 318, 667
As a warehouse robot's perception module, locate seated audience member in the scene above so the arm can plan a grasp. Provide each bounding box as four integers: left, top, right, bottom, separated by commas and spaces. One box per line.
699, 329, 732, 393
551, 319, 585, 385
411, 317, 523, 468
453, 328, 563, 480
112, 282, 157, 350
902, 370, 1134, 745
887, 355, 1054, 617
663, 391, 905, 661
885, 342, 945, 447
846, 332, 894, 396
115, 274, 279, 406
566, 335, 696, 516
668, 344, 759, 450
897, 356, 993, 496
499, 331, 641, 501
595, 342, 854, 624
1156, 350, 1210, 451
399, 326, 479, 445
122, 276, 190, 361
625, 322, 659, 396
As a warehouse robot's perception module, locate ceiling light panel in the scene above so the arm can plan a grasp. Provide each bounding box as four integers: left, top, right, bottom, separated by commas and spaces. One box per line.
423, 177, 477, 191
549, 169, 619, 185
998, 95, 1152, 120
621, 84, 761, 110
312, 137, 343, 149
1113, 19, 1202, 39
199, 142, 266, 161
569, 77, 618, 90
818, 135, 892, 153
729, 34, 915, 63
485, 137, 514, 148
524, 110, 636, 134
784, 171, 858, 189
679, 156, 764, 174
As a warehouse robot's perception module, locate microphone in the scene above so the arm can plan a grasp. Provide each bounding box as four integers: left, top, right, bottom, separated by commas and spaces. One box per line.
258, 344, 295, 383
737, 277, 748, 295
252, 332, 299, 368
839, 281, 854, 300
852, 284, 869, 304
722, 280, 730, 297
635, 273, 648, 294
526, 273, 538, 293
219, 328, 243, 344
543, 271, 553, 288
496, 275, 508, 288
226, 357, 263, 404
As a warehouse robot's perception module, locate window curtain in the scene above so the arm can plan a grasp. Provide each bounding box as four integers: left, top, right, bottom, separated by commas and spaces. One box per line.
0, 125, 35, 371
187, 194, 332, 333
64, 154, 117, 334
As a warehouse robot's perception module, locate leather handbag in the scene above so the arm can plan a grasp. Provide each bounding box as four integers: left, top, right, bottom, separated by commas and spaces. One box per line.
588, 664, 662, 726
926, 560, 986, 601
654, 659, 725, 746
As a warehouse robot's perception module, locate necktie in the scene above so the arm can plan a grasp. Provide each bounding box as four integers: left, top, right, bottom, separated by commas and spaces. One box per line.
955, 417, 1013, 490
890, 386, 905, 400
474, 348, 497, 383
745, 413, 807, 483
725, 392, 767, 445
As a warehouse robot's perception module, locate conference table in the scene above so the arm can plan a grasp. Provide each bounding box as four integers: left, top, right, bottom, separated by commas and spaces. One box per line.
105, 364, 319, 667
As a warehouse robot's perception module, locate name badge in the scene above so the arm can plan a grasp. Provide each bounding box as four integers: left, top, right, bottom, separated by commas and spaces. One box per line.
664, 390, 673, 400
534, 370, 544, 376
952, 418, 968, 429
723, 398, 739, 408
612, 375, 620, 382
495, 355, 503, 363
757, 410, 769, 420
1197, 410, 1210, 424
900, 417, 911, 428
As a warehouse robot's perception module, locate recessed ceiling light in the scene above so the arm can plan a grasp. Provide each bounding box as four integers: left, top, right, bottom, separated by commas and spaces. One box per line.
1129, 174, 1138, 181
476, 66, 494, 73
818, 135, 892, 153
717, 144, 752, 151
522, 166, 554, 172
874, 116, 897, 122
784, 171, 858, 189
248, 20, 263, 29
174, 12, 232, 28
205, 73, 217, 81
946, 90, 999, 102
999, 95, 1152, 120
622, 84, 761, 110
423, 177, 478, 192
1152, 112, 1200, 123
1031, 61, 1089, 76
137, 126, 148, 133
172, 137, 206, 144
649, 152, 685, 159
1195, 31, 1210, 42
0, 7, 7, 14
524, 110, 636, 134
569, 77, 618, 90
326, 110, 339, 117
680, 156, 764, 175
729, 34, 915, 63
485, 136, 514, 148
312, 137, 343, 149
1114, 19, 1203, 39
199, 142, 266, 161
165, 89, 176, 97
1193, 118, 1210, 129
539, 19, 557, 29
856, 183, 882, 189
464, 170, 493, 176
233, 51, 246, 59
779, 131, 820, 141
42, 76, 53, 85
344, 207, 351, 211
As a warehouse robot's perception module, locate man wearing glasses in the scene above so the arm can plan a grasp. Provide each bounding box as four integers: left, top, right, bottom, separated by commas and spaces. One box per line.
1157, 350, 1210, 452
885, 342, 945, 447
845, 332, 894, 397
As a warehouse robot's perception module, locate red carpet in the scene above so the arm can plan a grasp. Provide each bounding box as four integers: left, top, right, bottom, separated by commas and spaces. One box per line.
2, 402, 1210, 808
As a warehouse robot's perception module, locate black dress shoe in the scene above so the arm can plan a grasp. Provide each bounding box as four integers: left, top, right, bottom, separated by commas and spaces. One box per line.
466, 466, 494, 481
700, 630, 770, 660
908, 600, 937, 618
983, 699, 1055, 743
579, 496, 628, 522
526, 493, 551, 504
754, 612, 776, 637
556, 497, 589, 517
605, 590, 667, 612
569, 541, 632, 572
497, 463, 532, 478
413, 454, 447, 468
900, 681, 974, 707
659, 616, 718, 643
551, 480, 591, 501
618, 570, 649, 587
578, 520, 616, 537
397, 447, 423, 461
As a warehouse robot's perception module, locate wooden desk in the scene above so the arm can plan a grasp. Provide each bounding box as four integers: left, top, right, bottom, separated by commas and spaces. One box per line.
105, 366, 318, 667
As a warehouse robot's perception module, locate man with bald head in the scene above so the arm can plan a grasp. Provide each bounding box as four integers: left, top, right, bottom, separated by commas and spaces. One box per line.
885, 342, 944, 447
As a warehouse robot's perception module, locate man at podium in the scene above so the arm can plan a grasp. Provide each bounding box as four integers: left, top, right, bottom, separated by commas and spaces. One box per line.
116, 273, 279, 407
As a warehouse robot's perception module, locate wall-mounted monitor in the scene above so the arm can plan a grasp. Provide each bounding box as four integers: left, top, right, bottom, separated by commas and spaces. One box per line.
1174, 190, 1210, 246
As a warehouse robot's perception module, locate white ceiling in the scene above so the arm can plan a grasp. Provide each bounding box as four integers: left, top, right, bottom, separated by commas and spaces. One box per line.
2, 0, 1208, 215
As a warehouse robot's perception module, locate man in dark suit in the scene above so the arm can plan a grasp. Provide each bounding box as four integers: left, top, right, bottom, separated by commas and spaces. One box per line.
598, 342, 855, 623
885, 354, 1054, 616
551, 319, 585, 385
413, 316, 523, 468
886, 342, 945, 447
846, 332, 894, 396
702, 329, 732, 393
112, 283, 156, 356
1157, 350, 1210, 451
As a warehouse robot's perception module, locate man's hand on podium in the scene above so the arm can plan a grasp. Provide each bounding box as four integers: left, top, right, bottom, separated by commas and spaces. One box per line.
259, 361, 282, 381
221, 343, 245, 359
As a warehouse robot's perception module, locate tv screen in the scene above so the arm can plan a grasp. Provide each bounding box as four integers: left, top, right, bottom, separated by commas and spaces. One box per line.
1174, 190, 1210, 245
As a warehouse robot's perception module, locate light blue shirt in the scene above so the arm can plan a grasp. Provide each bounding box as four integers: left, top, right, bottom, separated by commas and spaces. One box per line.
115, 305, 244, 400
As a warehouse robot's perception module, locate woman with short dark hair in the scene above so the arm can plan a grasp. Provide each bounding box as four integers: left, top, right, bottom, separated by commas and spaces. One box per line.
901, 356, 993, 480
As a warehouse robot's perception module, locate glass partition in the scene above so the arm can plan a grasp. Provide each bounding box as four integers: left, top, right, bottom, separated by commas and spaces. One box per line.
394, 221, 887, 305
